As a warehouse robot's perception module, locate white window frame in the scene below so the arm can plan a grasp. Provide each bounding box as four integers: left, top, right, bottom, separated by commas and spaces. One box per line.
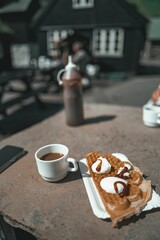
92, 28, 124, 57
47, 29, 72, 57
72, 0, 94, 9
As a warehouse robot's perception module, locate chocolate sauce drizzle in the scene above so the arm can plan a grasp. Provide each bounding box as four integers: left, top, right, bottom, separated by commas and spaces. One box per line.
116, 167, 129, 179
96, 160, 102, 172
114, 181, 129, 197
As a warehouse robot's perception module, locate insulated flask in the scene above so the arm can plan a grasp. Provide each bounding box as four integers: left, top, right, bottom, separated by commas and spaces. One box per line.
57, 56, 84, 126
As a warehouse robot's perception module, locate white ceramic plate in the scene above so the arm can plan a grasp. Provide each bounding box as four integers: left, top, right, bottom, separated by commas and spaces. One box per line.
79, 158, 160, 219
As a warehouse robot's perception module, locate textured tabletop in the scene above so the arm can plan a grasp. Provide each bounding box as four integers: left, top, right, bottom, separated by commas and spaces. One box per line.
0, 103, 160, 240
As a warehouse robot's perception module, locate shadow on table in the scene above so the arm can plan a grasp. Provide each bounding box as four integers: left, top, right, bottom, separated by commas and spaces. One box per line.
85, 115, 116, 125
14, 228, 37, 240
56, 168, 82, 183
0, 101, 63, 135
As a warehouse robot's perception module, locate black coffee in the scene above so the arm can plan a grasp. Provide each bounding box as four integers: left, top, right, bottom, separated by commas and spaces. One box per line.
40, 152, 64, 161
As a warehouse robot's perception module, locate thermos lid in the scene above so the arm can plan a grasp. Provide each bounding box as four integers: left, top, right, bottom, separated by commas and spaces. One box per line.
65, 55, 77, 70
57, 55, 80, 84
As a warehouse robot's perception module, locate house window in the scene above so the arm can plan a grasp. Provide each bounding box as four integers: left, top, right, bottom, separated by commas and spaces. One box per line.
47, 30, 71, 57
10, 44, 31, 68
92, 28, 124, 57
72, 0, 94, 9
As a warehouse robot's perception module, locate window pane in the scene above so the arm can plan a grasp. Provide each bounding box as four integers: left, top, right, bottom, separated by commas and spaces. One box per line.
10, 44, 30, 68
72, 0, 94, 9
47, 30, 72, 56
92, 28, 124, 57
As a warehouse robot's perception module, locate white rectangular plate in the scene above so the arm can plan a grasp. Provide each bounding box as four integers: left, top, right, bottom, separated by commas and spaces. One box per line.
79, 158, 160, 219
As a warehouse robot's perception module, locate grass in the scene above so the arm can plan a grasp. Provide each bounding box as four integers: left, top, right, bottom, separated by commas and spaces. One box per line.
128, 0, 160, 18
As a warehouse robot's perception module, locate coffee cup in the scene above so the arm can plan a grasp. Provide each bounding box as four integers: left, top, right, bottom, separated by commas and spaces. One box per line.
143, 105, 160, 127
35, 144, 78, 182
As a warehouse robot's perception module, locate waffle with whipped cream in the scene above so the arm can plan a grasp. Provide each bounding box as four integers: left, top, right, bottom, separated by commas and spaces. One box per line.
86, 152, 152, 227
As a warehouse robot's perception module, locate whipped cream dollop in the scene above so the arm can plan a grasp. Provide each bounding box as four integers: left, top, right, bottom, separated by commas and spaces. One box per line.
124, 163, 132, 170
100, 177, 128, 194
91, 156, 111, 174
117, 167, 130, 178
117, 163, 132, 178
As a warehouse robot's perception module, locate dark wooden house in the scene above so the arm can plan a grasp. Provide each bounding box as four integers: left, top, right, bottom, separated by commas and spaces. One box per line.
0, 0, 40, 70
32, 0, 148, 73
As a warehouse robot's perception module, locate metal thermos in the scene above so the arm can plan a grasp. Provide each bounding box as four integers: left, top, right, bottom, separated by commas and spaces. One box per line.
57, 56, 84, 126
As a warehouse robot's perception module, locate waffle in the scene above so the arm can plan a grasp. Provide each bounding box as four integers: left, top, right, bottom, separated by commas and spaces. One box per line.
86, 152, 152, 227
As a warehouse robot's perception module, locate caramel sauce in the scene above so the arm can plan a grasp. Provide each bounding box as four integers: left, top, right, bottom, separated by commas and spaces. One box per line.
114, 181, 129, 197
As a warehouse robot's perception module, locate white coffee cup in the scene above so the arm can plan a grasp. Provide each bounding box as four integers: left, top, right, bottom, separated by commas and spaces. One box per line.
143, 105, 160, 127
35, 144, 78, 182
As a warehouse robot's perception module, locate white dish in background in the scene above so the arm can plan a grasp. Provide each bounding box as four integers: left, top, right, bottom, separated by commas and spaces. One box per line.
143, 100, 160, 127
79, 158, 160, 219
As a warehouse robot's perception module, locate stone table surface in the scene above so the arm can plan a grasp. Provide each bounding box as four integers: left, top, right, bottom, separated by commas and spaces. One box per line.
0, 103, 160, 240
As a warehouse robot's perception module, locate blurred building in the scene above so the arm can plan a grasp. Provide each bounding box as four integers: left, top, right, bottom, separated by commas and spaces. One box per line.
32, 0, 147, 74
0, 0, 148, 74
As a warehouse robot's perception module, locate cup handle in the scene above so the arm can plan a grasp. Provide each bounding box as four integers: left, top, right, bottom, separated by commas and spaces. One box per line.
67, 158, 78, 172
57, 69, 65, 85
157, 113, 160, 124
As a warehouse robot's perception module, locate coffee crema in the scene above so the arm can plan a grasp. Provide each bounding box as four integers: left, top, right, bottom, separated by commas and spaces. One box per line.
40, 152, 64, 161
